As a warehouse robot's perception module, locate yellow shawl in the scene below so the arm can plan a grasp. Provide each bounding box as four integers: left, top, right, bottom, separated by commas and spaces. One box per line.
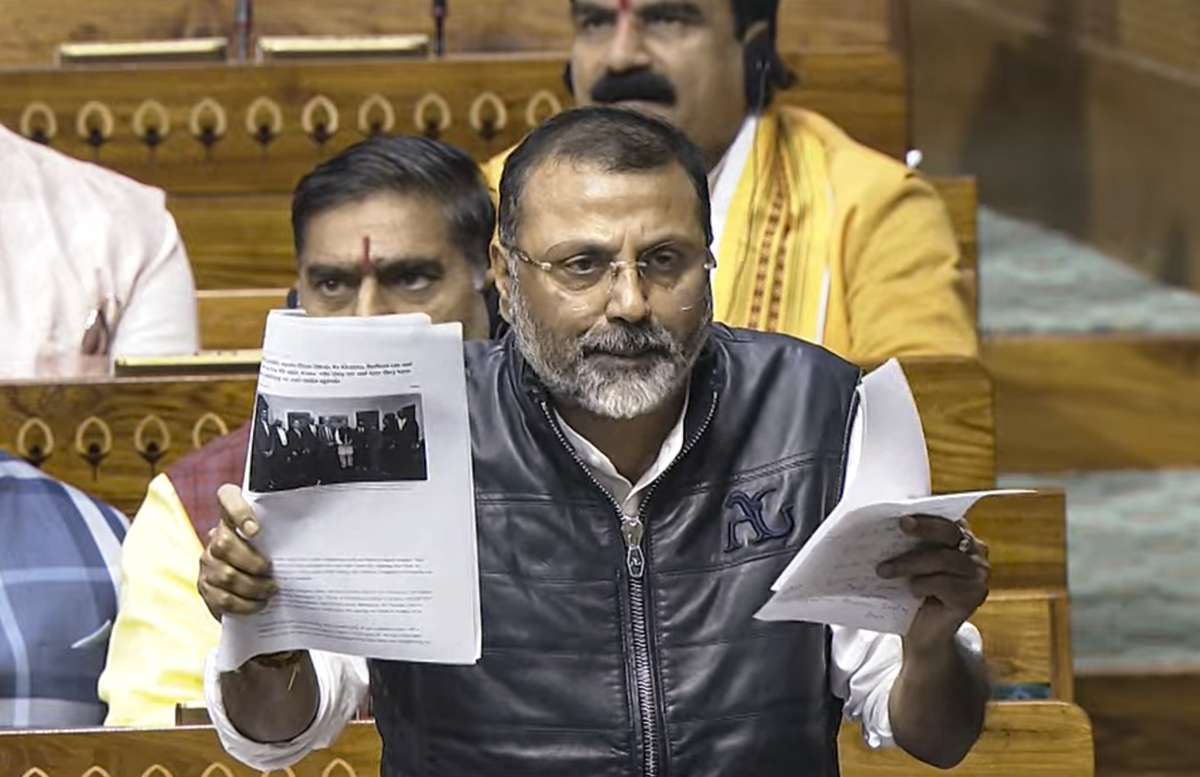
481, 106, 977, 364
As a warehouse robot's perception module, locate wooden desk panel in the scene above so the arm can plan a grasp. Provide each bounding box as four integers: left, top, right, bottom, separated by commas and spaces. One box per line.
0, 702, 1094, 777
0, 50, 906, 196
0, 358, 993, 514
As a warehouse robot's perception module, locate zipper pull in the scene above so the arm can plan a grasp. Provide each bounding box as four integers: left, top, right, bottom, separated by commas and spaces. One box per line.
621, 515, 646, 579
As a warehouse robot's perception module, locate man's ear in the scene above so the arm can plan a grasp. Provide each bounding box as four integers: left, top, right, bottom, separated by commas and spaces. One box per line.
489, 241, 514, 323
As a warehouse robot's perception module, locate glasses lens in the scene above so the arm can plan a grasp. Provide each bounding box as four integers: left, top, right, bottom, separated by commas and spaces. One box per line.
530, 244, 711, 293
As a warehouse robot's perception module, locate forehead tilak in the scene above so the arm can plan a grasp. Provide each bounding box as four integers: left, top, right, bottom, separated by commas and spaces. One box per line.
360, 235, 373, 274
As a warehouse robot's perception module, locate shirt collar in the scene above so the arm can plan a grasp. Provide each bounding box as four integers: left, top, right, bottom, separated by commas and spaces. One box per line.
707, 114, 760, 194
554, 392, 690, 497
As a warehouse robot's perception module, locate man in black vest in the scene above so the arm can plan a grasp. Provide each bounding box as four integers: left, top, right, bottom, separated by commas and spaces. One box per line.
198, 107, 990, 776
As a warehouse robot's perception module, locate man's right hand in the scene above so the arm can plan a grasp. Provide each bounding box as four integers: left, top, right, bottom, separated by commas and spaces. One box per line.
198, 483, 279, 622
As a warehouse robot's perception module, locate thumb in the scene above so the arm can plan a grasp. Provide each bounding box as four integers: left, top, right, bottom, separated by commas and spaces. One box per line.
217, 483, 260, 538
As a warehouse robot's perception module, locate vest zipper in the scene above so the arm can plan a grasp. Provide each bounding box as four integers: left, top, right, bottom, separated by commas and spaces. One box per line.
537, 391, 718, 777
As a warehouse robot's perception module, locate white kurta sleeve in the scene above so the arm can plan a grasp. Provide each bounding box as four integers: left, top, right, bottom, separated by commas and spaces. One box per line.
204, 650, 369, 771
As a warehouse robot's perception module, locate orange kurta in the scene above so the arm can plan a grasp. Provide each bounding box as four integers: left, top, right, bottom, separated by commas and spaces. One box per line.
482, 106, 977, 364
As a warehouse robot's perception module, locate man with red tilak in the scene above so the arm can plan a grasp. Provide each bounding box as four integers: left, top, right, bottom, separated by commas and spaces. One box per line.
98, 136, 497, 727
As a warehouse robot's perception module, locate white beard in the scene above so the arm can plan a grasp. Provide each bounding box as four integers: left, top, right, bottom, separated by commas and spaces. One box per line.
507, 277, 709, 420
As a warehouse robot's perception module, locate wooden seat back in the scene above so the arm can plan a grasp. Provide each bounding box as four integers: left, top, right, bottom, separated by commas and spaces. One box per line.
975, 589, 1074, 700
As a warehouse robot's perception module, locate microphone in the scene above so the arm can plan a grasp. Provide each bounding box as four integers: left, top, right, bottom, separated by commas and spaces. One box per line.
235, 0, 254, 62
432, 0, 448, 57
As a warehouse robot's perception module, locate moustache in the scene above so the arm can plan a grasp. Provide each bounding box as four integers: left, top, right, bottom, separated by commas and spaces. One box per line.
590, 69, 677, 106
579, 321, 675, 359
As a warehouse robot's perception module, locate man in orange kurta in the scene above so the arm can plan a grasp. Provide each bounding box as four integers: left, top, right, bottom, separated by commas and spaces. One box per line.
483, 0, 976, 364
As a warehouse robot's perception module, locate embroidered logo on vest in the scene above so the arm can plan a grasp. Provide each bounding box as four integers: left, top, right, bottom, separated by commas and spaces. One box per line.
724, 487, 796, 552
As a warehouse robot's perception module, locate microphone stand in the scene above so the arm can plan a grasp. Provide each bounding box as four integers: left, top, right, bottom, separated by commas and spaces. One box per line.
432, 0, 447, 57
235, 0, 254, 62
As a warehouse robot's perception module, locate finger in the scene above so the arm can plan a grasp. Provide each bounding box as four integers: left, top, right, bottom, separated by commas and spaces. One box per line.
200, 553, 277, 601
899, 515, 964, 548
218, 483, 260, 538
208, 523, 272, 577
198, 578, 270, 616
878, 547, 982, 579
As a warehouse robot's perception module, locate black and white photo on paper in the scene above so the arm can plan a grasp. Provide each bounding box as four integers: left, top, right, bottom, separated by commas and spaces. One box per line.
249, 392, 428, 492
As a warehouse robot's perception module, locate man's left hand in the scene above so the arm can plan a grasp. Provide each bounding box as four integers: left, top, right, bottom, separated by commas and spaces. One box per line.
877, 515, 990, 652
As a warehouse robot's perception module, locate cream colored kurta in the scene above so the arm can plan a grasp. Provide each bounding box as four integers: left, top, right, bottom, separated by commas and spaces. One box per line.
0, 124, 198, 377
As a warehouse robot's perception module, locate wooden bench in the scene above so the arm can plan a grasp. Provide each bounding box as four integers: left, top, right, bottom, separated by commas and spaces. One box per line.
1077, 669, 1200, 777
0, 701, 1094, 777
983, 333, 1200, 472
967, 491, 1073, 699
976, 588, 1073, 701
967, 490, 1066, 591
0, 357, 995, 515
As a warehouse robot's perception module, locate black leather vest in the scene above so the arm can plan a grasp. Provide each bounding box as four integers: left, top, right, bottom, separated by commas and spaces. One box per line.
370, 326, 862, 777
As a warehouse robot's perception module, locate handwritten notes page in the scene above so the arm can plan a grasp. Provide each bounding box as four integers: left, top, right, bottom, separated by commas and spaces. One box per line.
755, 360, 1025, 634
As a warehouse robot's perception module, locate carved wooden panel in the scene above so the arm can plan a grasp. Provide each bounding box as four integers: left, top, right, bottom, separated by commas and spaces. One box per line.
0, 357, 992, 515
0, 56, 571, 194
0, 375, 256, 515
0, 51, 907, 198
0, 702, 1094, 777
0, 721, 381, 777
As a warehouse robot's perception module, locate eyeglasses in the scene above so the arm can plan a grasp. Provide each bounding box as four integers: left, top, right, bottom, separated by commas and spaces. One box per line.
504, 241, 716, 293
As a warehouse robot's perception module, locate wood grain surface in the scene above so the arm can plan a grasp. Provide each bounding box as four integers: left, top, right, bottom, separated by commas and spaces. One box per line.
975, 590, 1057, 691
840, 701, 1095, 776
197, 288, 289, 349
900, 356, 995, 494
0, 374, 257, 515
983, 334, 1200, 471
968, 490, 1066, 590
1077, 669, 1200, 777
